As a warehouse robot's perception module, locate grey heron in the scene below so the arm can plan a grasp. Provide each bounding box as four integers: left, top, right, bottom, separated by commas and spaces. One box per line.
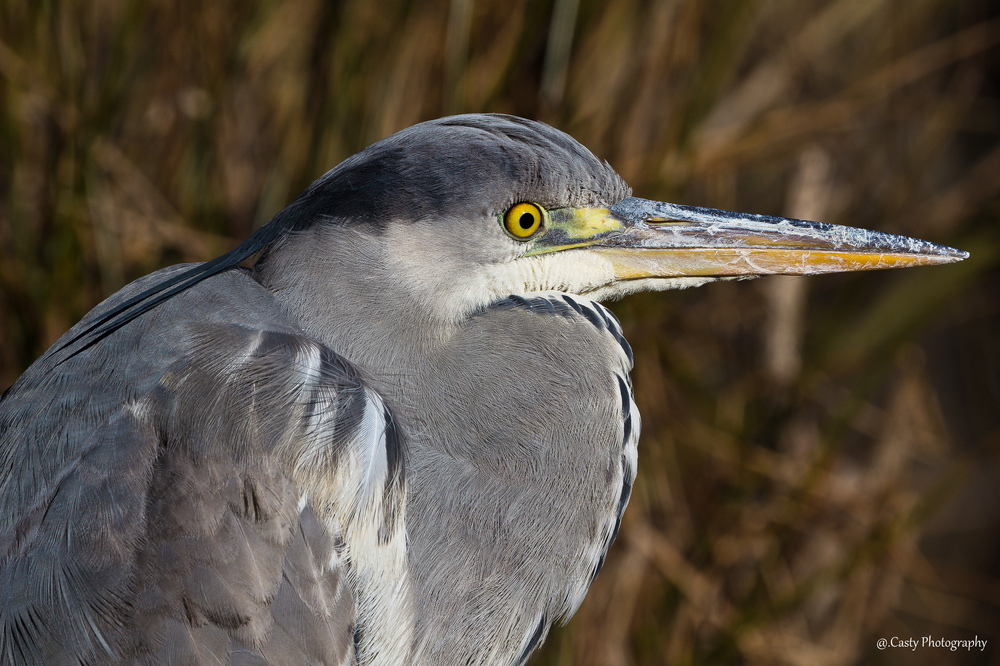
0, 114, 966, 665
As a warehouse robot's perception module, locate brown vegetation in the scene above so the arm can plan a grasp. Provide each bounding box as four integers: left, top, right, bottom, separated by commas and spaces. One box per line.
1, 0, 997, 663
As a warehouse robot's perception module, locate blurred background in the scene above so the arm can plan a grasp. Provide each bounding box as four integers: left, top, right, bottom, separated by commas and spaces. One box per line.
1, 0, 998, 663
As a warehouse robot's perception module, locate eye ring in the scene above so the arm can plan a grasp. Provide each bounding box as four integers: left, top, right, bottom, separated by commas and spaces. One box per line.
503, 203, 544, 240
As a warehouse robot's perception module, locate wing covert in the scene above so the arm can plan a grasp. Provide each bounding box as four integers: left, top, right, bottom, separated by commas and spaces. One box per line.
0, 269, 407, 665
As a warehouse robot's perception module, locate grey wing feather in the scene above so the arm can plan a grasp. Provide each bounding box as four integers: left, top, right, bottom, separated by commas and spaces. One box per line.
0, 266, 388, 666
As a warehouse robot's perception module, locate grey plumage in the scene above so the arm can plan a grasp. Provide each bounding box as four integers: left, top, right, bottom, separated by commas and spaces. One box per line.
1, 268, 364, 664
0, 114, 965, 665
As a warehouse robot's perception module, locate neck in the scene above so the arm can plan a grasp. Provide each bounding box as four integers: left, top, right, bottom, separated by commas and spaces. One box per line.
258, 233, 636, 664
258, 226, 450, 371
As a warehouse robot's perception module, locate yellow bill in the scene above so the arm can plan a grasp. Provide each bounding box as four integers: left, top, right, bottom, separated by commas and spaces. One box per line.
527, 198, 967, 278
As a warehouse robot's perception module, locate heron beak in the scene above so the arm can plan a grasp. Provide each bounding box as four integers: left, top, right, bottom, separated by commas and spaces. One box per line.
528, 197, 968, 277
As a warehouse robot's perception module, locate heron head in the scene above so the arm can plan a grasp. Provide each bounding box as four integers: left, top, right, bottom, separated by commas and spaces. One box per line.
255, 114, 965, 330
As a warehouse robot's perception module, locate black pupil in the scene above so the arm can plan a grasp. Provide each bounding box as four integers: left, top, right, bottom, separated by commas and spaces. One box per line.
518, 212, 535, 230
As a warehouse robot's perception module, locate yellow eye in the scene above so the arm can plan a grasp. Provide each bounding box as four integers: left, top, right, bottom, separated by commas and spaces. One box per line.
503, 203, 544, 239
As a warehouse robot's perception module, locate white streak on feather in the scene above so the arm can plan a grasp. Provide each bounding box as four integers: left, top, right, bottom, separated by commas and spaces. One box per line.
226, 329, 266, 372
328, 549, 340, 572
285, 361, 412, 666
624, 384, 640, 478
357, 389, 389, 497
296, 341, 323, 384
124, 398, 151, 423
